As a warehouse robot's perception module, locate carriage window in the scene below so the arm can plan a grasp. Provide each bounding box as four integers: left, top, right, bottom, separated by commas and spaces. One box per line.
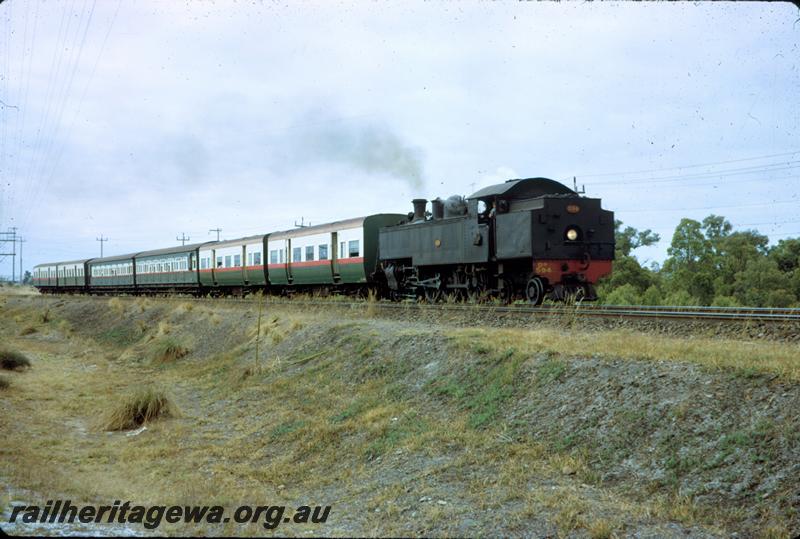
216, 256, 223, 268
253, 252, 261, 265
348, 240, 360, 257
234, 254, 241, 267
293, 247, 301, 262
319, 244, 328, 260
270, 250, 278, 264
340, 241, 346, 258
280, 249, 285, 264
247, 253, 253, 266
225, 255, 232, 268
305, 246, 314, 261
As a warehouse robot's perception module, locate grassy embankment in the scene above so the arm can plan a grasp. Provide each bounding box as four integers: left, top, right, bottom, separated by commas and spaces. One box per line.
1, 293, 798, 537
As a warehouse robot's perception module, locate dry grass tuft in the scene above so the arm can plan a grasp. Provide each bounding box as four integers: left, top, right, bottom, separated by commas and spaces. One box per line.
133, 297, 151, 313
108, 297, 125, 314
20, 325, 37, 336
366, 289, 378, 317
151, 337, 189, 364
585, 517, 617, 539
0, 349, 32, 370
102, 387, 178, 431
0, 375, 10, 390
172, 302, 194, 316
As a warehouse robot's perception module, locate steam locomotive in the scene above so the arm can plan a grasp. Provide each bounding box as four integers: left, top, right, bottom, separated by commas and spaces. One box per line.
379, 177, 614, 304
33, 177, 614, 303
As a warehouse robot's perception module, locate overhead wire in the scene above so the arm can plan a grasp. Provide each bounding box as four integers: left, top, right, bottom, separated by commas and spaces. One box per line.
23, 0, 93, 231
22, 0, 117, 234
16, 0, 72, 231
0, 0, 12, 231
7, 3, 32, 228
585, 161, 800, 186
573, 150, 800, 178
6, 0, 37, 235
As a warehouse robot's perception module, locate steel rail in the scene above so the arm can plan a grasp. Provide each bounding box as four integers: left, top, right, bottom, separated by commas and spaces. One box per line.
34, 293, 800, 323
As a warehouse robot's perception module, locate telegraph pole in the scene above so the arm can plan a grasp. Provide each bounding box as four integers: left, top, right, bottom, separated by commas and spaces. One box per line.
96, 235, 108, 257
209, 228, 221, 241
0, 228, 17, 282
176, 233, 190, 246
18, 237, 25, 284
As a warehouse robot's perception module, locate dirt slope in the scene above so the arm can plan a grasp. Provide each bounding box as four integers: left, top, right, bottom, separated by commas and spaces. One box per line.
1, 294, 798, 537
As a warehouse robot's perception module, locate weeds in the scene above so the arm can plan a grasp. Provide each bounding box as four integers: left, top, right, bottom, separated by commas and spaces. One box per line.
98, 326, 139, 347
0, 375, 10, 389
586, 518, 617, 539
108, 297, 125, 314
536, 358, 568, 385
151, 337, 189, 363
429, 347, 523, 429
0, 349, 31, 370
102, 387, 177, 431
366, 289, 378, 317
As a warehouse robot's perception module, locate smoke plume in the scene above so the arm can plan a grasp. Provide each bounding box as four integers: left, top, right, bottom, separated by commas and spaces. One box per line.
291, 113, 426, 191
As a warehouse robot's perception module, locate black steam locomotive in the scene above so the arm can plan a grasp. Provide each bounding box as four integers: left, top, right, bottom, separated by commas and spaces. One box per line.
378, 177, 615, 304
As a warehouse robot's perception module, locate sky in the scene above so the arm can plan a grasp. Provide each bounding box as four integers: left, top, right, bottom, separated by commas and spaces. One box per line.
0, 1, 798, 278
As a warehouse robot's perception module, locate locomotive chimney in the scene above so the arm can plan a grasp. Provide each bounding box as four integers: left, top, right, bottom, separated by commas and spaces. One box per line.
412, 199, 428, 222
431, 198, 444, 220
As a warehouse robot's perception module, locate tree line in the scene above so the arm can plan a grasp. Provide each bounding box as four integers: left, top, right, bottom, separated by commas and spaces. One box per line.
597, 216, 800, 307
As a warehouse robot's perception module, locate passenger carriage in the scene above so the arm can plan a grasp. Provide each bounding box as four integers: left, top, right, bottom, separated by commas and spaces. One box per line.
198, 235, 266, 292
87, 253, 137, 293
265, 214, 405, 290
135, 243, 211, 293
32, 263, 60, 292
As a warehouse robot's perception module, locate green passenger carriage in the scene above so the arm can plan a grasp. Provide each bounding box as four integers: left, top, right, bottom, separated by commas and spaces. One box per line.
135, 243, 210, 292
265, 214, 405, 289
88, 253, 137, 292
198, 235, 266, 290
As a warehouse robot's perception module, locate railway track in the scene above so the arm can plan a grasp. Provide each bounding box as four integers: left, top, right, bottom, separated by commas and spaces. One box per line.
38, 293, 800, 324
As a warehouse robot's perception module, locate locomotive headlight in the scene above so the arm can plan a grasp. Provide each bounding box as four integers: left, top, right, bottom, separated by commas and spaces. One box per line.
566, 228, 579, 241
